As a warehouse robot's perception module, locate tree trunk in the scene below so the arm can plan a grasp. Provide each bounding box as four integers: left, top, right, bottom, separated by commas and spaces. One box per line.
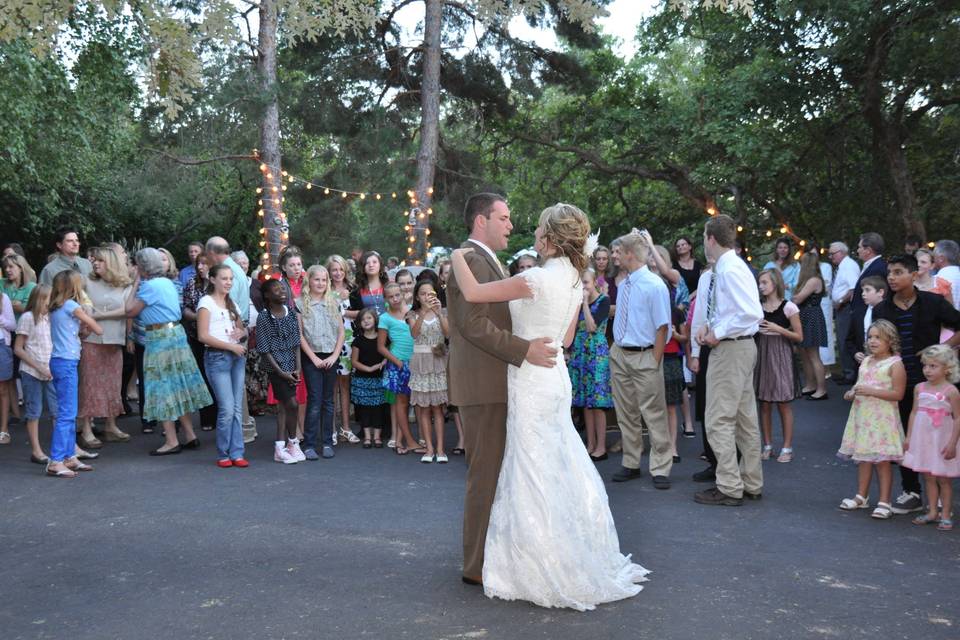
410, 0, 442, 265
258, 0, 284, 276
880, 130, 925, 241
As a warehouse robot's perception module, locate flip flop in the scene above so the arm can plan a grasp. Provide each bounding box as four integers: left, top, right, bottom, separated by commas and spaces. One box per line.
45, 464, 77, 479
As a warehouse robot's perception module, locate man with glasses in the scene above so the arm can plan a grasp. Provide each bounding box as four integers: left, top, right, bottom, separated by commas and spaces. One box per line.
829, 242, 861, 384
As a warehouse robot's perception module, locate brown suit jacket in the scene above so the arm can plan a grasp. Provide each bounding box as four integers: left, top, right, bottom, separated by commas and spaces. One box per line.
447, 240, 529, 406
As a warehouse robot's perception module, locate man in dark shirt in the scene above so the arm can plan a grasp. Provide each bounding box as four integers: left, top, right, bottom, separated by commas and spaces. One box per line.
872, 254, 960, 514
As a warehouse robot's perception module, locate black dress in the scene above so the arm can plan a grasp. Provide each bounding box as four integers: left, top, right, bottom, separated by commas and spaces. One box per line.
798, 291, 827, 348
677, 260, 704, 296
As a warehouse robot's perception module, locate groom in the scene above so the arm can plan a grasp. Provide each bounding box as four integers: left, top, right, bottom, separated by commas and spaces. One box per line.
447, 192, 558, 586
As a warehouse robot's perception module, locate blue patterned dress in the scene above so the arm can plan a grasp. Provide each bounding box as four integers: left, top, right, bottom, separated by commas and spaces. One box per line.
569, 294, 613, 409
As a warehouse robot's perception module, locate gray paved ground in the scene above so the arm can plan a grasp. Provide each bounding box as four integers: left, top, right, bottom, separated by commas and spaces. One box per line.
2, 379, 960, 640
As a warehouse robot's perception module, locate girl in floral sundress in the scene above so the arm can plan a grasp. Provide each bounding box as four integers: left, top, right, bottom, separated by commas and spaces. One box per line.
837, 319, 906, 520
569, 268, 613, 461
901, 345, 960, 531
407, 280, 449, 463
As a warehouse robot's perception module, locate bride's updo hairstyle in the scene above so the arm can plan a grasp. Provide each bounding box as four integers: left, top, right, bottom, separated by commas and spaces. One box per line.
538, 203, 590, 273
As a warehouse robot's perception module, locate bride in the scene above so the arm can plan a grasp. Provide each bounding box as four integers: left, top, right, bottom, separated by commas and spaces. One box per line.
450, 203, 649, 611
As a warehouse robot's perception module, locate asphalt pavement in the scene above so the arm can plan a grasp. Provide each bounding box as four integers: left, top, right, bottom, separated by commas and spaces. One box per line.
2, 379, 959, 640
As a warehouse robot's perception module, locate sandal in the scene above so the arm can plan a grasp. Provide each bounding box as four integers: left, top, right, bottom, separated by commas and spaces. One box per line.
871, 502, 893, 519
101, 430, 131, 443
79, 435, 103, 449
0, 431, 10, 444
777, 448, 793, 463
395, 446, 410, 456
66, 460, 94, 472
363, 439, 372, 449
938, 518, 954, 531
45, 463, 76, 479
839, 494, 870, 510
374, 439, 383, 448
452, 447, 465, 456
339, 429, 361, 444
761, 445, 773, 461
912, 514, 939, 526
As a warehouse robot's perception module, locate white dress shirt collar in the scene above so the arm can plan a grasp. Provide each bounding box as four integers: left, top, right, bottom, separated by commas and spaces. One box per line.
861, 254, 882, 273
468, 238, 501, 266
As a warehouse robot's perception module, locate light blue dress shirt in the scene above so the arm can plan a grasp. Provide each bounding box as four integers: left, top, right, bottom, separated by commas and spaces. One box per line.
613, 266, 672, 347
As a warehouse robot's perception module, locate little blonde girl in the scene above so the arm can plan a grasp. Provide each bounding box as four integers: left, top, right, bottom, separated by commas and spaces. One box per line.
902, 345, 960, 531
837, 319, 906, 519
48, 271, 103, 478
14, 285, 55, 463
378, 282, 422, 455
407, 280, 449, 463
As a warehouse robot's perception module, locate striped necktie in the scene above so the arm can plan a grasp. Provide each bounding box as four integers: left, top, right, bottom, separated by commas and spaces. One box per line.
614, 276, 632, 344
706, 271, 717, 325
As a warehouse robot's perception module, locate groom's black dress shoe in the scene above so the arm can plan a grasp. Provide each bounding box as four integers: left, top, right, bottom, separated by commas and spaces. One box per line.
652, 475, 671, 490
462, 575, 482, 587
611, 466, 642, 482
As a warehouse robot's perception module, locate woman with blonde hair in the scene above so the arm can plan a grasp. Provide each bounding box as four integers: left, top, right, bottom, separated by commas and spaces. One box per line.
78, 245, 134, 447
326, 254, 359, 443
450, 203, 649, 610
793, 251, 829, 400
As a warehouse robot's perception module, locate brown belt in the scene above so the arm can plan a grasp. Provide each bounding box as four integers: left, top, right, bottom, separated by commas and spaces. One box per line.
145, 321, 180, 331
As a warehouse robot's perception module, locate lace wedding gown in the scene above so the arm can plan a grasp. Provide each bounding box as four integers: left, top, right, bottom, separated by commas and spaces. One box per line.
482, 257, 650, 611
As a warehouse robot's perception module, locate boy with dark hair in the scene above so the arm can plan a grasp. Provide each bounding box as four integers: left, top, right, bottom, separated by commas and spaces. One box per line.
872, 254, 960, 514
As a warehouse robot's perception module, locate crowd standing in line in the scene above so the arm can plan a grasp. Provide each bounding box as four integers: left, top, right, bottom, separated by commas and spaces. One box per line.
1, 219, 960, 530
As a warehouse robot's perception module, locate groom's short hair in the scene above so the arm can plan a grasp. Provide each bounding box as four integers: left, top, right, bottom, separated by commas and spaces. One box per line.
463, 193, 506, 232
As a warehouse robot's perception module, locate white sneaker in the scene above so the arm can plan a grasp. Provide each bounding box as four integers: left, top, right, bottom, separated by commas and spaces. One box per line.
287, 440, 306, 462
274, 443, 297, 464
387, 439, 396, 449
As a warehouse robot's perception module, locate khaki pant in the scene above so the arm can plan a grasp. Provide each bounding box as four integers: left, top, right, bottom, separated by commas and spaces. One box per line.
459, 403, 507, 580
705, 339, 763, 498
609, 345, 673, 477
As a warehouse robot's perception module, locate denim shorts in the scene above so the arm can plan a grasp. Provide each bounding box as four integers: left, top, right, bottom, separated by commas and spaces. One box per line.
0, 341, 12, 381
20, 371, 58, 420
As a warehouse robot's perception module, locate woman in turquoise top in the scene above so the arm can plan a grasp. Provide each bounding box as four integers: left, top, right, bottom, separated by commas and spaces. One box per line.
763, 237, 801, 300
126, 248, 211, 456
377, 282, 422, 455
2, 254, 37, 320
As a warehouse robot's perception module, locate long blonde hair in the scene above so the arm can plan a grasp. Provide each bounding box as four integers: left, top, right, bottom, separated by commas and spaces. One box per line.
24, 284, 51, 319
49, 271, 85, 312
2, 254, 36, 286
157, 247, 179, 279
325, 254, 354, 289
300, 264, 338, 320
88, 246, 133, 288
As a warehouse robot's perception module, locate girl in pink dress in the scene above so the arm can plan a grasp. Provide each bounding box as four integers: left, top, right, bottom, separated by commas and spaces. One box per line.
902, 345, 960, 531
837, 320, 906, 519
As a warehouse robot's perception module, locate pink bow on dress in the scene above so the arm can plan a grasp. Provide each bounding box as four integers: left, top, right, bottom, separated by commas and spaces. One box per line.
919, 406, 950, 428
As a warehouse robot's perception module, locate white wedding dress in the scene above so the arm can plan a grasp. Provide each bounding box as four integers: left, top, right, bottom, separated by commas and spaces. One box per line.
482, 256, 650, 611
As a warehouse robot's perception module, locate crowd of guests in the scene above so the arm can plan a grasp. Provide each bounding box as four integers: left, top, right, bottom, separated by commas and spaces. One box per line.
1, 221, 959, 527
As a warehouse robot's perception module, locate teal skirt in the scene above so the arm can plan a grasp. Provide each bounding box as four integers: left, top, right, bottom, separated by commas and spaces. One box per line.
143, 324, 213, 422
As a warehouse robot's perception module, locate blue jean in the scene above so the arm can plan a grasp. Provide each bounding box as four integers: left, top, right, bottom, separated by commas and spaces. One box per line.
49, 357, 78, 463
20, 371, 58, 420
303, 353, 336, 449
203, 349, 246, 460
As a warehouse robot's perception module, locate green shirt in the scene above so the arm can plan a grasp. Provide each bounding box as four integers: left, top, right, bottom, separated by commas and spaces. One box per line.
1, 280, 36, 320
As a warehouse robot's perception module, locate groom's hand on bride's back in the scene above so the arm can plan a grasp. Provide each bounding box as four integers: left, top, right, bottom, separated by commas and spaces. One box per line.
525, 337, 558, 367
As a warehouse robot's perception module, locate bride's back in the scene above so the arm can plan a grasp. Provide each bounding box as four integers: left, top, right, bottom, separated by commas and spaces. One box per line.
509, 257, 582, 349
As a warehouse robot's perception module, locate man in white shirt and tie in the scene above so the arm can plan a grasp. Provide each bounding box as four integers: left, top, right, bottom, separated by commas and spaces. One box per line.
695, 215, 764, 506
829, 241, 861, 383
609, 230, 674, 489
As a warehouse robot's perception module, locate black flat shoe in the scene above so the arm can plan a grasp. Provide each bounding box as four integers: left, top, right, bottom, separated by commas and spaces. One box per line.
452, 447, 465, 456
149, 445, 182, 456
30, 454, 50, 465
807, 393, 829, 401
591, 453, 608, 462
181, 439, 200, 449
673, 455, 681, 463
682, 430, 696, 438
801, 389, 815, 396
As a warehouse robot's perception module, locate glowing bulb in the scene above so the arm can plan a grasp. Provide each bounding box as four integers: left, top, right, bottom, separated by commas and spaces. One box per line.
375, 193, 382, 200
747, 256, 752, 262
341, 192, 348, 199
258, 210, 265, 216
737, 226, 743, 232
282, 185, 287, 191
359, 193, 366, 200
259, 240, 266, 247
305, 183, 312, 190
256, 187, 262, 194
407, 247, 413, 254
425, 229, 431, 236
288, 176, 294, 183
391, 192, 397, 199
427, 208, 433, 215
794, 251, 802, 260
404, 225, 411, 231
259, 163, 267, 171
799, 240, 806, 247
324, 188, 330, 195
262, 253, 270, 260
259, 228, 266, 235
266, 173, 273, 180
427, 187, 434, 195
281, 170, 288, 176
271, 186, 278, 193
765, 230, 773, 237
928, 242, 935, 248
408, 235, 415, 242
780, 226, 788, 234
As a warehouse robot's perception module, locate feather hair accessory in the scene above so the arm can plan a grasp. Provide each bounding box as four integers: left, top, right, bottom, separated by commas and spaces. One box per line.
583, 227, 600, 260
